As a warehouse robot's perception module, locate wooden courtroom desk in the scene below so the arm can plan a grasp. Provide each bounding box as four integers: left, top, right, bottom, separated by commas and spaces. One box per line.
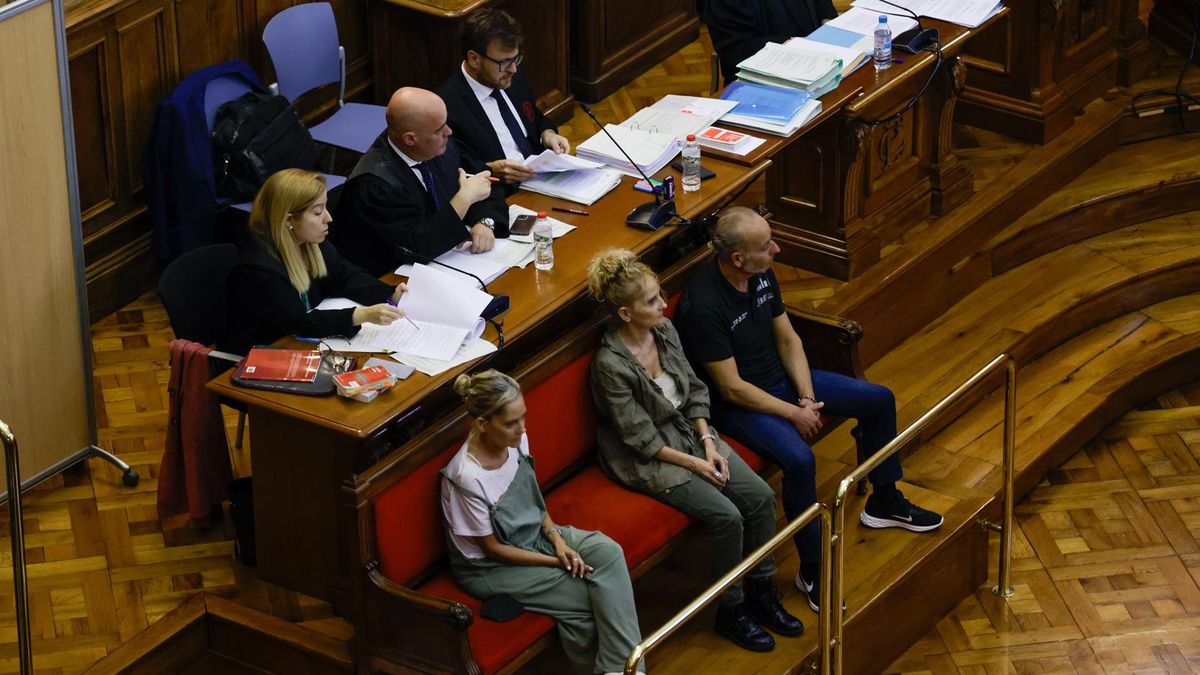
369, 0, 575, 124
209, 157, 770, 608
707, 18, 984, 280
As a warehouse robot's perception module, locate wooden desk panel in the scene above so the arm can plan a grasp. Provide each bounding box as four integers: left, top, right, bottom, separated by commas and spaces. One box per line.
210, 158, 769, 605
570, 0, 700, 102
956, 0, 1155, 143
370, 0, 575, 124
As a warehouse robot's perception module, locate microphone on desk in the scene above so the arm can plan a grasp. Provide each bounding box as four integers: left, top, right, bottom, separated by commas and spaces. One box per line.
397, 245, 511, 322
578, 102, 678, 231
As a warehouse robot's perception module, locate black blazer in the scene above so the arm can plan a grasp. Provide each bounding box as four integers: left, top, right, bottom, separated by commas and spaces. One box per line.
333, 133, 510, 276
222, 235, 394, 354
702, 0, 839, 83
438, 68, 557, 166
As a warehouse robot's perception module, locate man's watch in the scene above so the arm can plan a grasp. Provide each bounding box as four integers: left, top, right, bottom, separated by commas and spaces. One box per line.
477, 217, 495, 231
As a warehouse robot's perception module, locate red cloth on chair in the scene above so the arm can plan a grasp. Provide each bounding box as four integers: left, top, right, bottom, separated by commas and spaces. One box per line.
158, 339, 232, 525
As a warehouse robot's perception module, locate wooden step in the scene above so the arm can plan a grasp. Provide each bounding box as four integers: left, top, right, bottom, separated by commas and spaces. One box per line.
81, 593, 352, 675
625, 485, 992, 674
989, 134, 1200, 273
817, 99, 1123, 365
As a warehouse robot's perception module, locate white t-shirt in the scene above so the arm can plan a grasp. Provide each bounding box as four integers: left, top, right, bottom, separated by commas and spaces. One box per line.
441, 433, 530, 559
653, 371, 683, 409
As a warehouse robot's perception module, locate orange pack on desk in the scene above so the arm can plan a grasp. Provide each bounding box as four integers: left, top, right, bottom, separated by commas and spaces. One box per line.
333, 365, 398, 402
238, 348, 322, 382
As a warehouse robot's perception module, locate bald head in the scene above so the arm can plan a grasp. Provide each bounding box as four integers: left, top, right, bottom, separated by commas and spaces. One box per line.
385, 88, 452, 161
712, 206, 761, 259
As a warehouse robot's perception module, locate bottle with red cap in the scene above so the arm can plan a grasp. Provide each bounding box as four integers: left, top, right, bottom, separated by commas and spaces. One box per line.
533, 210, 554, 271
681, 133, 701, 193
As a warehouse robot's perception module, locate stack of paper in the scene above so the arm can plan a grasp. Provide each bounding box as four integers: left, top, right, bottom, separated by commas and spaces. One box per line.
324, 264, 492, 361
805, 6, 917, 74
735, 42, 843, 97
518, 166, 623, 205
576, 124, 681, 178
523, 149, 605, 173
719, 81, 823, 136
851, 0, 1003, 29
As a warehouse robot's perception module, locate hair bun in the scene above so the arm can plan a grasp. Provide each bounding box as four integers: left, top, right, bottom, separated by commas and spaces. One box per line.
453, 373, 474, 399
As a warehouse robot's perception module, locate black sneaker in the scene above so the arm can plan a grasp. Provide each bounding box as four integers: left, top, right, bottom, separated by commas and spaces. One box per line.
860, 490, 944, 532
714, 603, 775, 652
744, 578, 804, 636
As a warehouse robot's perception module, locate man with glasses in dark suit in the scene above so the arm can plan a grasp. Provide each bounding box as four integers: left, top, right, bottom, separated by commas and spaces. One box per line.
438, 9, 570, 187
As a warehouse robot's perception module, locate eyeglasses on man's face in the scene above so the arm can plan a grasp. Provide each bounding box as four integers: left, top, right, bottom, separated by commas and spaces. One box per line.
481, 51, 524, 71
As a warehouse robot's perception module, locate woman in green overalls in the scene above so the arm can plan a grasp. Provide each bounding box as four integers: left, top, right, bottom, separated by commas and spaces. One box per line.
440, 370, 645, 675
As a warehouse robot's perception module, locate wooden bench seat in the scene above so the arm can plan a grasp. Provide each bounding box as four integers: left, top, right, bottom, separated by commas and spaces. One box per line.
344, 259, 866, 675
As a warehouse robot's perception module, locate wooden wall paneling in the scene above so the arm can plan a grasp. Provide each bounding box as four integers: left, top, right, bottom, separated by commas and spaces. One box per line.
174, 0, 249, 77
69, 27, 118, 231
957, 0, 1121, 144
369, 0, 574, 124
115, 0, 178, 194
570, 0, 699, 102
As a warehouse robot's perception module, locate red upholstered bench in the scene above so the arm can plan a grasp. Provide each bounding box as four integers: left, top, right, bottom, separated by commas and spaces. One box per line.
345, 290, 864, 675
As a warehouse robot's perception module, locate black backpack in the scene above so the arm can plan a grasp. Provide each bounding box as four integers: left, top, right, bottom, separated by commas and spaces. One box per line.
212, 91, 321, 202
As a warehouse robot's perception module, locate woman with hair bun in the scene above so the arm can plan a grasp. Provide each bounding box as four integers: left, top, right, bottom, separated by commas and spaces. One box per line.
586, 249, 801, 654
440, 369, 644, 675
223, 168, 405, 353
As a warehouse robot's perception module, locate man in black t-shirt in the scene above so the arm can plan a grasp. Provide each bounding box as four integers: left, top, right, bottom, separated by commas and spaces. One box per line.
676, 207, 942, 612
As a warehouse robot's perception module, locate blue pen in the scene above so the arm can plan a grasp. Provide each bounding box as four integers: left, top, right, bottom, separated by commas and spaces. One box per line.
390, 292, 421, 331
292, 335, 321, 343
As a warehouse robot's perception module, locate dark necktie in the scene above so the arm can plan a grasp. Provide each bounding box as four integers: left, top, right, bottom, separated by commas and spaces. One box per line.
417, 161, 441, 210
491, 88, 533, 157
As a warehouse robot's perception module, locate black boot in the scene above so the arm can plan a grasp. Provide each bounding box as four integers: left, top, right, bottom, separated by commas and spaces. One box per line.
714, 603, 775, 652
744, 577, 805, 636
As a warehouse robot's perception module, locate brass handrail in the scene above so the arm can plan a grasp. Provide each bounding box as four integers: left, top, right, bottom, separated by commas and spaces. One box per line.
828, 354, 1018, 673
624, 502, 832, 674
0, 420, 32, 674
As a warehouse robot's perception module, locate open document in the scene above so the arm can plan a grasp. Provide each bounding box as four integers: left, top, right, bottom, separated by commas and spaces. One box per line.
519, 166, 623, 205
324, 264, 492, 361
523, 149, 605, 173
576, 124, 681, 178
851, 0, 1003, 29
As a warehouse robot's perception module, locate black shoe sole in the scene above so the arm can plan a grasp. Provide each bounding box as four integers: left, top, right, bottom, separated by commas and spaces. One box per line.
714, 624, 776, 652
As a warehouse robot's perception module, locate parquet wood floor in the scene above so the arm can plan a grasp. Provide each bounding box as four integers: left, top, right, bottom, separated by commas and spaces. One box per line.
1, 12, 1197, 673
885, 383, 1200, 674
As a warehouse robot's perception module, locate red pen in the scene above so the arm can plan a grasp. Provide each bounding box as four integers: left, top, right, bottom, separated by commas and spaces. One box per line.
552, 206, 590, 216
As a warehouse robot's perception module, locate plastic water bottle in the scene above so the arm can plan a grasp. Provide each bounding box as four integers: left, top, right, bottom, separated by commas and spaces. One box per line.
533, 211, 554, 271
874, 16, 892, 71
681, 134, 701, 193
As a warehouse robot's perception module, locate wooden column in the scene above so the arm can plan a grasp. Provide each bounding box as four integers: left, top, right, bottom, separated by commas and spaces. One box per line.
369, 0, 574, 124
956, 0, 1122, 144
569, 0, 699, 102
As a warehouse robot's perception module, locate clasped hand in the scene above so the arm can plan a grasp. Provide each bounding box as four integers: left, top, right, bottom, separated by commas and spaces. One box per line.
791, 399, 825, 439
693, 440, 729, 489
553, 539, 592, 578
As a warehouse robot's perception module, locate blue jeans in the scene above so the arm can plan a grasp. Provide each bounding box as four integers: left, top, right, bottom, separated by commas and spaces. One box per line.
713, 370, 903, 564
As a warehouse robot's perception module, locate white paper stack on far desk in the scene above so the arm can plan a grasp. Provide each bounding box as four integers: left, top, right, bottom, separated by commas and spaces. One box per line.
736, 43, 843, 95
391, 337, 497, 376
851, 0, 1002, 28
326, 263, 491, 361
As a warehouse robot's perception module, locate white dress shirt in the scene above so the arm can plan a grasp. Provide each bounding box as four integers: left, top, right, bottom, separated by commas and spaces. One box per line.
462, 63, 529, 162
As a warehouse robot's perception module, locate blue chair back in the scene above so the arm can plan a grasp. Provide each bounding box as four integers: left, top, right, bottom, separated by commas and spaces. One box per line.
262, 2, 342, 102
203, 74, 257, 133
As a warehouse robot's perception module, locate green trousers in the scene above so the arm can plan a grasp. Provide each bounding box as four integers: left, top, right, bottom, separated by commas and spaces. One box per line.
658, 450, 779, 606
455, 527, 644, 674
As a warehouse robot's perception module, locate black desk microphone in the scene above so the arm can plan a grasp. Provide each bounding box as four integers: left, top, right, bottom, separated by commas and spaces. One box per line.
397, 245, 511, 321
578, 102, 677, 231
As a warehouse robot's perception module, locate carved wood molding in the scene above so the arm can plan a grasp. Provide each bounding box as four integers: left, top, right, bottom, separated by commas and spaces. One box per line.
841, 120, 871, 223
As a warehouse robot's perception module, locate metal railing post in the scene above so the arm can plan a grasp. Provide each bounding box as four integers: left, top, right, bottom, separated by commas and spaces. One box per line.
623, 503, 831, 674
0, 420, 32, 675
993, 360, 1017, 597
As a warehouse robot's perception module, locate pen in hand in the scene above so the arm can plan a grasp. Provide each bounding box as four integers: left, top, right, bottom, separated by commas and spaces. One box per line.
387, 295, 420, 331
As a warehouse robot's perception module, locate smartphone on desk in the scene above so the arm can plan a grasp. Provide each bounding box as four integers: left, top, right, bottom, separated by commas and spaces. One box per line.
510, 213, 537, 237
668, 160, 716, 181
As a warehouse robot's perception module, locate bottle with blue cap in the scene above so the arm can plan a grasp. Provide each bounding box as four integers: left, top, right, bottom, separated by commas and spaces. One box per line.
874, 16, 892, 71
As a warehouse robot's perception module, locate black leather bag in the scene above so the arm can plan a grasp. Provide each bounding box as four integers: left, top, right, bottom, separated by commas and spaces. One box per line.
212, 91, 321, 202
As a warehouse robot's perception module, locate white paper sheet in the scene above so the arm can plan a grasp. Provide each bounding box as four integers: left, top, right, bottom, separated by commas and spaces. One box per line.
523, 149, 605, 173
391, 337, 498, 376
